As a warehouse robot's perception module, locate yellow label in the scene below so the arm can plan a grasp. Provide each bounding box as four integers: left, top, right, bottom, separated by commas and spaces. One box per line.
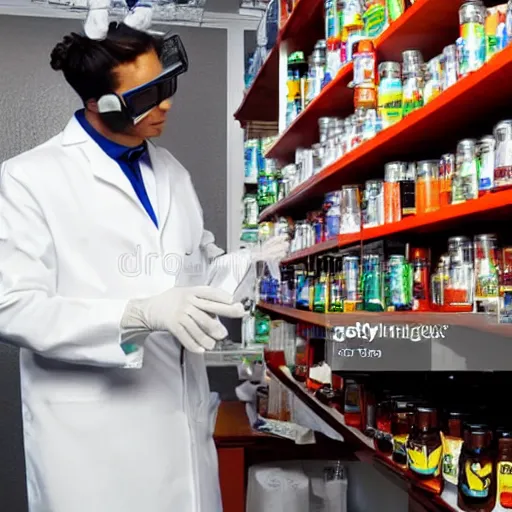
392, 434, 408, 464
441, 434, 463, 486
460, 460, 492, 498
498, 461, 512, 508
407, 442, 442, 477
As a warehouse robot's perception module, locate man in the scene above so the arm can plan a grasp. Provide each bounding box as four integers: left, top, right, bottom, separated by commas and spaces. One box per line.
0, 9, 287, 512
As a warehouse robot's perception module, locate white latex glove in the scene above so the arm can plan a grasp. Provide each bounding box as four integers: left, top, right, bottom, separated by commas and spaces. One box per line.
251, 235, 290, 263
84, 0, 110, 40
121, 286, 245, 354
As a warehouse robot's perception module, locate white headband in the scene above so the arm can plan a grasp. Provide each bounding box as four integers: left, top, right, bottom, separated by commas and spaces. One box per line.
84, 0, 154, 41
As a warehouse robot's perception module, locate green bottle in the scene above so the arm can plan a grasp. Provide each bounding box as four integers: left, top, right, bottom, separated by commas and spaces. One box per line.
313, 257, 329, 313
329, 257, 344, 313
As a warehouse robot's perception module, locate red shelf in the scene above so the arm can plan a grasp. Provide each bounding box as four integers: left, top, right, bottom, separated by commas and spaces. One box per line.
259, 43, 512, 220
266, 0, 461, 162
281, 189, 512, 264
234, 0, 324, 125
257, 303, 512, 337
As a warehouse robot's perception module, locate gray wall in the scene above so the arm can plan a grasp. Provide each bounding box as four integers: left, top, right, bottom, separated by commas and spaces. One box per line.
0, 14, 228, 510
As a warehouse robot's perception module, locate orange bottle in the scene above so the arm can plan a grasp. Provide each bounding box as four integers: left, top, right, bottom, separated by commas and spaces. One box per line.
415, 160, 440, 215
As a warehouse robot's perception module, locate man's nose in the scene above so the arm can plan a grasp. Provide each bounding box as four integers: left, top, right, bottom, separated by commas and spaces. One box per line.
159, 99, 172, 111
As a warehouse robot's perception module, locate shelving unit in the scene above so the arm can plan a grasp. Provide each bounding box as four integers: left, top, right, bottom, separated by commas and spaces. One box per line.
260, 40, 512, 219
267, 364, 458, 512
235, 0, 512, 510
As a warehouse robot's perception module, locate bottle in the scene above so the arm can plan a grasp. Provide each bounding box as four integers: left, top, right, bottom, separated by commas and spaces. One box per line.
406, 407, 443, 480
313, 257, 330, 312
458, 429, 495, 512
329, 257, 344, 312
497, 437, 512, 509
411, 248, 430, 311
344, 380, 364, 430
392, 400, 415, 466
442, 412, 466, 493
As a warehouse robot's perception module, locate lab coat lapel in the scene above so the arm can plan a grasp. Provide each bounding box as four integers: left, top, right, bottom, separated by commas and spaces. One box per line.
147, 142, 171, 232
60, 116, 147, 212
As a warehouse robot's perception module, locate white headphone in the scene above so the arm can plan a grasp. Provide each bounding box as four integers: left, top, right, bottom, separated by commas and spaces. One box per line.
84, 0, 154, 41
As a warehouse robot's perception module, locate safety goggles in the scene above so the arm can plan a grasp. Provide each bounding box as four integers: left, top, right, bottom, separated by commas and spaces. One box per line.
122, 33, 189, 123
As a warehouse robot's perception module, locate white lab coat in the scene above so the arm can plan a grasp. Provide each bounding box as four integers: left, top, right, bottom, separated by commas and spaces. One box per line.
0, 116, 230, 512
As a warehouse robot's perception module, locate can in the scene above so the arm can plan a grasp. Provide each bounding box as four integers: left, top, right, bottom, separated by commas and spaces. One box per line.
493, 120, 512, 189
439, 153, 455, 206
476, 135, 496, 193
386, 255, 412, 311
343, 256, 360, 302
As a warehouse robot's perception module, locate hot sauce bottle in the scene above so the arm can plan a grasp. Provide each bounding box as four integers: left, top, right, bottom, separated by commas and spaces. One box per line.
497, 437, 512, 509
458, 429, 495, 512
406, 407, 443, 481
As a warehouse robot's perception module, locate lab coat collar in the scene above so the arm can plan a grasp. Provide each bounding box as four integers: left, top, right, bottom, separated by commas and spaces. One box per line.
61, 115, 172, 233
61, 115, 146, 212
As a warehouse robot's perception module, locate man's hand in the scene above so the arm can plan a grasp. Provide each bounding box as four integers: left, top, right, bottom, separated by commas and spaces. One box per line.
122, 286, 245, 354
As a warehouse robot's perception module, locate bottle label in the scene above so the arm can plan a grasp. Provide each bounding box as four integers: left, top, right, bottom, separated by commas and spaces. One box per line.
498, 461, 512, 508
392, 434, 409, 461
441, 434, 463, 485
407, 442, 442, 476
459, 24, 485, 75
378, 77, 403, 128
461, 460, 493, 498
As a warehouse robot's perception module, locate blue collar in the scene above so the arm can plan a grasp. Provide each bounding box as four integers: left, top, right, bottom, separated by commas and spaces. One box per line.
74, 109, 149, 164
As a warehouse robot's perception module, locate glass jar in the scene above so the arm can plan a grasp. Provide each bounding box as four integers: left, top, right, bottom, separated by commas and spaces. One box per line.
362, 179, 384, 228
439, 153, 455, 207
493, 120, 512, 190
384, 161, 405, 224
340, 184, 362, 234
441, 44, 459, 90
424, 55, 443, 104
415, 160, 440, 214
453, 139, 479, 203
458, 1, 486, 77
402, 50, 424, 116
378, 61, 403, 129
474, 234, 500, 300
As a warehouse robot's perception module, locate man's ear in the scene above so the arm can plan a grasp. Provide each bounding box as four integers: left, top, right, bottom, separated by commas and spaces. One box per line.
86, 99, 100, 113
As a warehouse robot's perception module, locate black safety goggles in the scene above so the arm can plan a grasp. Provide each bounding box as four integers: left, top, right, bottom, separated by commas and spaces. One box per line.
122, 33, 189, 123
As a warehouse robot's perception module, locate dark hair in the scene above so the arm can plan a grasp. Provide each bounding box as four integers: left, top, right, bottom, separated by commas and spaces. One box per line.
50, 23, 163, 102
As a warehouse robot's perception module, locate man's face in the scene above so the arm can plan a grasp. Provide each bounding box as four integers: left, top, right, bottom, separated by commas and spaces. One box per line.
113, 48, 172, 139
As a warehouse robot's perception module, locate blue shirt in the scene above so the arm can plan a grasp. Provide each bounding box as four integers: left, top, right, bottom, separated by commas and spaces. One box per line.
75, 109, 158, 228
